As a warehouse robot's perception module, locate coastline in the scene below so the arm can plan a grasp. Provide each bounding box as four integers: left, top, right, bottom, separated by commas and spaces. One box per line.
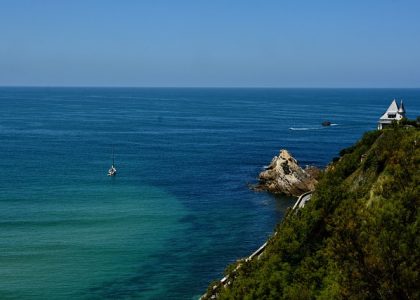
201, 149, 319, 299
200, 190, 314, 300
200, 126, 419, 299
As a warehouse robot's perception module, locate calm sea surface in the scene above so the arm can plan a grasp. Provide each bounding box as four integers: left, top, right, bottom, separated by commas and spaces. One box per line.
0, 88, 419, 299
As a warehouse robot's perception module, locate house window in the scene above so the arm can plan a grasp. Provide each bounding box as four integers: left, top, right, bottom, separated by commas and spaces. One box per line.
388, 113, 396, 118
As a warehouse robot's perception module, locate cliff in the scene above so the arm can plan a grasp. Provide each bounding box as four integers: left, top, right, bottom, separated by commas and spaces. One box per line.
256, 150, 318, 196
204, 126, 420, 299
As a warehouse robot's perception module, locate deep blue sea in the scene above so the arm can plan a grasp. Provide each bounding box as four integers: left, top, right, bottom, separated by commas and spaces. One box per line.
0, 88, 419, 299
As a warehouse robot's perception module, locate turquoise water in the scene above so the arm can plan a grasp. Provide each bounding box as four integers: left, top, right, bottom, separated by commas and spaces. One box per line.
0, 88, 419, 299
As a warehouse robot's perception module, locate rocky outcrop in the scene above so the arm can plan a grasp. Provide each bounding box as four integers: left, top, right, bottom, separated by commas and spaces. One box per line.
255, 150, 318, 196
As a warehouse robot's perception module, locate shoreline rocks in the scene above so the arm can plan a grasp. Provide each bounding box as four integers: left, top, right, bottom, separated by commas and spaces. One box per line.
254, 150, 319, 197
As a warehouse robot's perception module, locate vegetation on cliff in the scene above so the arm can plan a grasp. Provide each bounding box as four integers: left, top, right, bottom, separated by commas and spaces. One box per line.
206, 126, 419, 299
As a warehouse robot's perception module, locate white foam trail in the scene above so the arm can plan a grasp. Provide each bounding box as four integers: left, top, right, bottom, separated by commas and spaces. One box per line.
289, 123, 339, 130
289, 127, 322, 131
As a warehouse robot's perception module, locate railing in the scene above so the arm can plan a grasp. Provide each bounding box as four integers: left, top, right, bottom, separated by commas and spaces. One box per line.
292, 190, 313, 210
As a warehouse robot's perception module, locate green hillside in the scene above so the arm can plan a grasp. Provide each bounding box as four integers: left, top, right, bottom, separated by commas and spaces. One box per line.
205, 126, 419, 299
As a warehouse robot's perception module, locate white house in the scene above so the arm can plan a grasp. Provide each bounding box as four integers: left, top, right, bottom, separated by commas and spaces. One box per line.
378, 99, 406, 130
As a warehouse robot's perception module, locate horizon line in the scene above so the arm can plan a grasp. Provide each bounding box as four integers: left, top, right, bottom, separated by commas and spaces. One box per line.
0, 85, 419, 89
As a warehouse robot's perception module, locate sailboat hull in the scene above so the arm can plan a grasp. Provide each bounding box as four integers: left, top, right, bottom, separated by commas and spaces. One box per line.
108, 165, 117, 176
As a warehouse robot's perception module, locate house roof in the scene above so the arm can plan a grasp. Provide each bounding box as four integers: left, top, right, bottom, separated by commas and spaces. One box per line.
386, 99, 399, 113
379, 99, 404, 121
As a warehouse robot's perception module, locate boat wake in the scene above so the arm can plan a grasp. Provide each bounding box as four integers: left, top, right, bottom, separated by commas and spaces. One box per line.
289, 124, 338, 131
289, 127, 323, 131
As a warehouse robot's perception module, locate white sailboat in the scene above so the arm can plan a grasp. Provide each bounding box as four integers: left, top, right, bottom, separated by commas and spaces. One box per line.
108, 148, 117, 176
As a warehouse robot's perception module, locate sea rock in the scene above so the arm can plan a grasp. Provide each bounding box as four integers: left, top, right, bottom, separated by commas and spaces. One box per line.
256, 150, 318, 196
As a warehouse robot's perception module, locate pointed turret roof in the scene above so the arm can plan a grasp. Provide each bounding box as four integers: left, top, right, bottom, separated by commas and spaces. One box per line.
398, 100, 405, 114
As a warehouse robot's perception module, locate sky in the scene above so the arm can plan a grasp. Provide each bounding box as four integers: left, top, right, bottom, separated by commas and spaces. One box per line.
0, 0, 419, 87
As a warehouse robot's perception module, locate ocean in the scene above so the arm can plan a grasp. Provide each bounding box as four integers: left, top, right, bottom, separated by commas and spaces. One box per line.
0, 88, 419, 299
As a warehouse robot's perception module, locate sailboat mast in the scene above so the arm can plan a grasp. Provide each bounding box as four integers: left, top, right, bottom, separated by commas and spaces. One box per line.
107, 146, 117, 176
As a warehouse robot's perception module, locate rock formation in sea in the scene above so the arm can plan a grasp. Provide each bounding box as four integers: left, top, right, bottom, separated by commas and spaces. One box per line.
255, 150, 319, 196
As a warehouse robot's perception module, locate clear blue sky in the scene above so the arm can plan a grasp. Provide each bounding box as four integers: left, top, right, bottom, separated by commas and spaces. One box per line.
0, 0, 419, 87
